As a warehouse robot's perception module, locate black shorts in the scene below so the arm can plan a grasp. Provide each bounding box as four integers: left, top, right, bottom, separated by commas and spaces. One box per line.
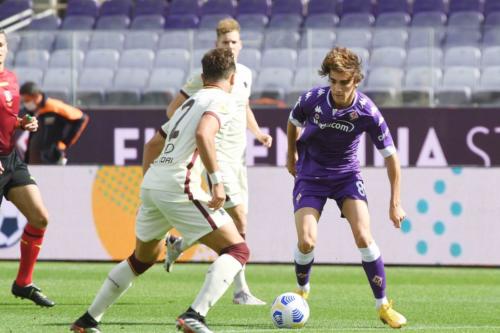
0, 150, 37, 204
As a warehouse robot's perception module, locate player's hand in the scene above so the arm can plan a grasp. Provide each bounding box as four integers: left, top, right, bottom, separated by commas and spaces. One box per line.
0, 161, 3, 175
208, 183, 226, 210
286, 152, 297, 177
257, 132, 273, 148
22, 115, 38, 132
389, 203, 406, 229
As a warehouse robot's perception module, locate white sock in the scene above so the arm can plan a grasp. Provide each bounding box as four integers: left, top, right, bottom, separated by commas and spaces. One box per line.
294, 246, 314, 265
376, 297, 389, 309
359, 242, 381, 262
88, 260, 136, 322
191, 254, 243, 316
233, 265, 250, 295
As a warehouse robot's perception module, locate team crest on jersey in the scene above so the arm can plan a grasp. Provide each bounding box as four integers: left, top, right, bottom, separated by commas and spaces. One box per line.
349, 111, 359, 120
4, 90, 12, 107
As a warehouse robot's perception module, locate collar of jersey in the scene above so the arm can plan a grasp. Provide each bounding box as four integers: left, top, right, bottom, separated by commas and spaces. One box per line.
326, 89, 359, 115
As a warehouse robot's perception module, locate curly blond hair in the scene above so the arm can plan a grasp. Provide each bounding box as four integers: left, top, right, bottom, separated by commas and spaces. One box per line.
319, 47, 364, 83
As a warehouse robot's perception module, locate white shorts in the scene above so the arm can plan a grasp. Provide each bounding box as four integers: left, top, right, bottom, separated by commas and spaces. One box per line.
219, 163, 248, 211
135, 188, 232, 245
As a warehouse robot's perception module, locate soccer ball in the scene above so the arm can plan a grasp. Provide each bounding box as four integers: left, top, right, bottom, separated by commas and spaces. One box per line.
270, 292, 310, 329
0, 201, 27, 249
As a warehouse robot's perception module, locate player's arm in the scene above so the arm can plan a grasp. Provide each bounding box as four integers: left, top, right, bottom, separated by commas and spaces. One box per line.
385, 153, 406, 229
246, 103, 272, 148
195, 112, 225, 210
286, 121, 301, 177
61, 113, 89, 148
142, 131, 165, 175
166, 92, 188, 120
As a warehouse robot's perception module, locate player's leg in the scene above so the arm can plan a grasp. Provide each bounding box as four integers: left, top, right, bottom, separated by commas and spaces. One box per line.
7, 181, 54, 307
342, 198, 406, 328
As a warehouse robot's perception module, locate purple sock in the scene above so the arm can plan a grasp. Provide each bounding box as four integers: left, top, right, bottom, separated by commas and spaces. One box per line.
294, 259, 314, 286
362, 257, 386, 299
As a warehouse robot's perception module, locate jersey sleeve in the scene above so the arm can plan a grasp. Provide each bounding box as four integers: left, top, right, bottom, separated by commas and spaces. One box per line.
288, 92, 310, 128
159, 120, 170, 138
367, 105, 396, 158
181, 71, 203, 97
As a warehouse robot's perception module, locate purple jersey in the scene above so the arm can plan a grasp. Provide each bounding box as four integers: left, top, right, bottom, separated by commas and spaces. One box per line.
289, 87, 396, 182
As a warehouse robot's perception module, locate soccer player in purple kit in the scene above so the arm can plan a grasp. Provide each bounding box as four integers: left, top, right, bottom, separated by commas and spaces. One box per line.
287, 47, 407, 329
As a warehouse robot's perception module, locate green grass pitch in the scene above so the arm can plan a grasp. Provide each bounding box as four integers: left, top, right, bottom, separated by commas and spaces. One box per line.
0, 262, 499, 332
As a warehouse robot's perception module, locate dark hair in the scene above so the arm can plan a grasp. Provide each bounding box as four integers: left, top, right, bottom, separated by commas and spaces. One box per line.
201, 48, 236, 83
20, 81, 42, 95
319, 47, 364, 83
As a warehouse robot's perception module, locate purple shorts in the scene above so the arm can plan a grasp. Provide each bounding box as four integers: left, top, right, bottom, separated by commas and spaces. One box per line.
292, 176, 368, 216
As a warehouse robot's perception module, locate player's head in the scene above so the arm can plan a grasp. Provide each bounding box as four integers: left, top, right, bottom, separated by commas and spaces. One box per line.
201, 48, 236, 91
215, 18, 242, 62
0, 29, 7, 70
319, 47, 364, 108
20, 81, 43, 111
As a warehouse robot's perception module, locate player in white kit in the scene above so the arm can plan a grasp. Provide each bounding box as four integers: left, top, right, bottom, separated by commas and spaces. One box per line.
71, 48, 249, 333
164, 18, 271, 305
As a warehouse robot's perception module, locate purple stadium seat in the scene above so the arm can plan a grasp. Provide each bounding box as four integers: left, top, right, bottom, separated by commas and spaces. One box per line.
169, 0, 200, 16
485, 12, 500, 26
237, 14, 268, 30
304, 14, 339, 29
164, 14, 199, 29
271, 0, 303, 16
268, 14, 302, 30
307, 0, 337, 15
61, 15, 96, 30
95, 15, 130, 29
0, 0, 32, 21
201, 0, 235, 16
412, 0, 446, 13
340, 0, 373, 14
237, 0, 270, 16
130, 14, 165, 30
66, 0, 98, 17
27, 15, 60, 30
134, 0, 168, 17
376, 0, 409, 14
449, 0, 482, 13
485, 0, 500, 14
339, 13, 375, 27
99, 0, 133, 17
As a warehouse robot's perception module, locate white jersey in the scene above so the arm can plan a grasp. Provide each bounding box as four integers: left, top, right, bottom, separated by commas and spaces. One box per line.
182, 63, 252, 164
141, 88, 234, 202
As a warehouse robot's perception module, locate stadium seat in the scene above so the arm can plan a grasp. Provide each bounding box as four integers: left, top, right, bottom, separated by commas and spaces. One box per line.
237, 14, 268, 30
444, 27, 482, 47
303, 14, 339, 29
164, 14, 199, 29
237, 0, 270, 16
261, 48, 297, 69
99, 0, 133, 17
124, 31, 159, 50
240, 30, 264, 49
377, 0, 410, 14
268, 14, 303, 30
200, 0, 235, 16
363, 67, 404, 106
449, 0, 482, 13
370, 47, 406, 68
408, 28, 443, 48
375, 12, 410, 27
411, 12, 447, 27
142, 68, 184, 106
350, 47, 370, 66
253, 67, 293, 100
65, 0, 99, 17
158, 30, 193, 50
340, 0, 372, 14
27, 15, 60, 30
119, 49, 155, 69
129, 14, 164, 30
42, 68, 78, 96
49, 49, 85, 68
107, 68, 149, 105
84, 49, 120, 69
300, 29, 335, 49
61, 15, 96, 30
19, 33, 55, 52
154, 49, 190, 70
412, 0, 446, 13
448, 12, 484, 29
285, 68, 329, 105
406, 47, 443, 68
238, 48, 261, 70
94, 15, 130, 30
402, 67, 442, 106
6, 34, 21, 54
484, 12, 500, 27
77, 68, 115, 106
434, 67, 480, 106
271, 0, 303, 16
372, 29, 408, 48
169, 0, 200, 15
482, 28, 500, 47
89, 32, 124, 51
307, 0, 338, 15
198, 14, 233, 30
296, 48, 329, 69
12, 67, 44, 86
481, 46, 500, 67
0, 0, 31, 21
15, 49, 50, 69
133, 0, 169, 17
194, 30, 217, 50
444, 46, 481, 67
336, 29, 372, 49
472, 66, 500, 105
53, 32, 90, 51
339, 13, 375, 28
263, 30, 300, 49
